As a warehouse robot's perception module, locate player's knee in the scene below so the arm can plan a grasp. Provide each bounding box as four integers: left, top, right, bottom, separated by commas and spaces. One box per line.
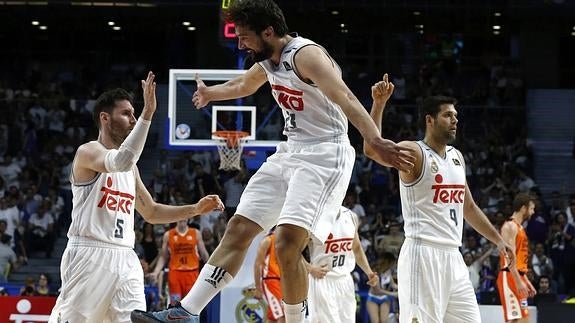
222, 214, 261, 249
274, 224, 308, 267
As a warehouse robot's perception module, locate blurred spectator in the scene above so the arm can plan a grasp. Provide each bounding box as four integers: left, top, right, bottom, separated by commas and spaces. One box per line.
35, 273, 53, 296
533, 275, 558, 305
0, 232, 17, 282
20, 276, 37, 296
222, 169, 247, 219
26, 205, 54, 258
0, 155, 22, 189
376, 221, 404, 257
531, 242, 554, 281
464, 245, 495, 293
141, 222, 159, 268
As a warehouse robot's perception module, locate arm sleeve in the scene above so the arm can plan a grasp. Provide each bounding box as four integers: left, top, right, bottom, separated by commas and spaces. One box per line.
104, 117, 151, 172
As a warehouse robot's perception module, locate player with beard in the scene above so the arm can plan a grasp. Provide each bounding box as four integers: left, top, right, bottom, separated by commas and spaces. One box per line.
48, 72, 224, 323
497, 193, 537, 323
130, 1, 415, 322
364, 76, 515, 323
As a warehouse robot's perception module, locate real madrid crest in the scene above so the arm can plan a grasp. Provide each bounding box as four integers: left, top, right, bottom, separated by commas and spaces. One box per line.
430, 160, 439, 173
235, 285, 267, 322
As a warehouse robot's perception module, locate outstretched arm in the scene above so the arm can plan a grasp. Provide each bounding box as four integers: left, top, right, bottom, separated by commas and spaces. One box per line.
463, 184, 514, 266
363, 73, 394, 157
192, 64, 268, 108
134, 168, 224, 224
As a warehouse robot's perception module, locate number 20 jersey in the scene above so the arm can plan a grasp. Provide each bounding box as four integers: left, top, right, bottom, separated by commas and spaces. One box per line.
258, 35, 348, 142
308, 206, 357, 278
399, 141, 466, 248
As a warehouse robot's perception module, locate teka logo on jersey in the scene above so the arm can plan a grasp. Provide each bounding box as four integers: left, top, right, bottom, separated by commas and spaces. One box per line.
324, 233, 353, 253
98, 176, 134, 214
431, 174, 465, 203
271, 84, 304, 111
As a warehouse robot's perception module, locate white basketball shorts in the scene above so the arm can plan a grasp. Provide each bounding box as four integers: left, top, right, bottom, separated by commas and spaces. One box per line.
237, 136, 354, 243
397, 238, 480, 323
307, 274, 356, 323
49, 237, 145, 323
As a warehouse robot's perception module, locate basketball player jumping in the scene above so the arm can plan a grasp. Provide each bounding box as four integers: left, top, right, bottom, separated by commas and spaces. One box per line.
365, 74, 515, 323
131, 1, 415, 322
48, 72, 224, 323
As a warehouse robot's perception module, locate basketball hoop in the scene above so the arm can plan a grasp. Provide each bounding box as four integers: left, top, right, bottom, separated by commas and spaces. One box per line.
213, 131, 250, 171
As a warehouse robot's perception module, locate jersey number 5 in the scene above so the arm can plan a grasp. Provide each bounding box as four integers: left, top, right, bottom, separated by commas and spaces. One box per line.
114, 218, 124, 239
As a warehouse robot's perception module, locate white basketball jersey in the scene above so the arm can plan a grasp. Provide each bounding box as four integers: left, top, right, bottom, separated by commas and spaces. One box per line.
67, 167, 136, 248
308, 206, 357, 278
258, 35, 348, 142
399, 141, 466, 248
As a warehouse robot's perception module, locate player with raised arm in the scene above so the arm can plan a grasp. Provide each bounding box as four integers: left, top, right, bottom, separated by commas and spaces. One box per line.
364, 74, 514, 323
48, 72, 224, 323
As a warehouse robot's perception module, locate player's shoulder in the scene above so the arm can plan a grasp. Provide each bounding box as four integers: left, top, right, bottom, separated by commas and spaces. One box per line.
340, 206, 359, 226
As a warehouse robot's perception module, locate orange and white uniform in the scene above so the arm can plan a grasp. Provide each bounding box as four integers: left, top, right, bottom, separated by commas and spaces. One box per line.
497, 220, 530, 321
262, 234, 283, 320
167, 227, 201, 300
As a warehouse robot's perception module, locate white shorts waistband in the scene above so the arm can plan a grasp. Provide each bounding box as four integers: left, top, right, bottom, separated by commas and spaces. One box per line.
67, 236, 133, 250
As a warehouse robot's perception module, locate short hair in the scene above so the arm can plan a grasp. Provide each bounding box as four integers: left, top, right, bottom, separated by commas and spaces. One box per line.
512, 193, 536, 212
93, 88, 133, 129
418, 95, 457, 132
226, 0, 289, 36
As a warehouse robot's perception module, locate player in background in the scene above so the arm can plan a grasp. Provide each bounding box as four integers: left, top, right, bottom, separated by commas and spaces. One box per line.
364, 74, 514, 323
254, 227, 284, 323
304, 206, 378, 323
497, 193, 537, 323
48, 72, 224, 323
151, 219, 210, 304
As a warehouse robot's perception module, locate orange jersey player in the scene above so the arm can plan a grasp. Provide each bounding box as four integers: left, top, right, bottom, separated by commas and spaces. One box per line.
497, 193, 537, 323
254, 228, 284, 323
152, 220, 210, 304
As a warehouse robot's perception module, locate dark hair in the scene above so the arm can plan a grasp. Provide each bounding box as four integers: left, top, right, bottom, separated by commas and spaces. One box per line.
512, 193, 535, 212
93, 88, 133, 129
418, 95, 457, 132
226, 0, 289, 36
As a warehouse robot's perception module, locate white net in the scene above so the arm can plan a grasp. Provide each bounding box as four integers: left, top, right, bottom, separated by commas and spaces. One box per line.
214, 134, 247, 171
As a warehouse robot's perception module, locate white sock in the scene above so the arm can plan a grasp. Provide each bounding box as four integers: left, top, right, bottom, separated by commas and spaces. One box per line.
282, 299, 307, 323
180, 264, 233, 315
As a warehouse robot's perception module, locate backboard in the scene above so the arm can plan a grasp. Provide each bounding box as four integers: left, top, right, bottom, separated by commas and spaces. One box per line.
167, 69, 284, 151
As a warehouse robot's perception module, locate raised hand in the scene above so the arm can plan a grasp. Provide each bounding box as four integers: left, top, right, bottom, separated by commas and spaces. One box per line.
194, 194, 225, 215
371, 73, 395, 107
192, 73, 210, 109
369, 137, 416, 173
141, 71, 157, 114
